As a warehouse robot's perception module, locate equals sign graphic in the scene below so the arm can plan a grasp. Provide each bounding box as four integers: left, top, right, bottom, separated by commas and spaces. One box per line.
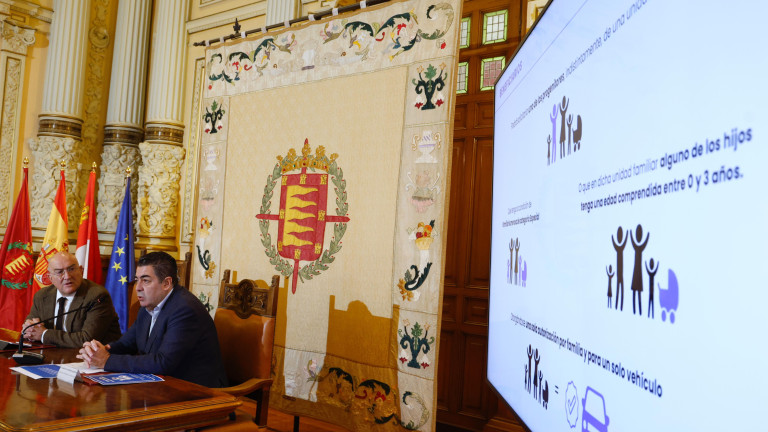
554, 385, 559, 394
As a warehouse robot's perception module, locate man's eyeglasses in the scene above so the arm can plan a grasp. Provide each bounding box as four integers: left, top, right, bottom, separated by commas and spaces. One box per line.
50, 265, 81, 278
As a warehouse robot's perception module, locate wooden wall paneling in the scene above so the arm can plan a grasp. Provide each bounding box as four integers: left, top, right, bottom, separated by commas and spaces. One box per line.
444, 138, 468, 288
460, 333, 490, 416
464, 296, 489, 326
437, 1, 526, 430
467, 137, 494, 288
455, 102, 469, 130
475, 102, 495, 129
437, 327, 455, 410
442, 293, 458, 323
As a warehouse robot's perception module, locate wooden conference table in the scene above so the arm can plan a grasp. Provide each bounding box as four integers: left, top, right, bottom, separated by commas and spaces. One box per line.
0, 348, 240, 431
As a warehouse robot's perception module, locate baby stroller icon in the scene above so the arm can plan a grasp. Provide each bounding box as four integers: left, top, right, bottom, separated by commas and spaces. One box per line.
658, 269, 679, 323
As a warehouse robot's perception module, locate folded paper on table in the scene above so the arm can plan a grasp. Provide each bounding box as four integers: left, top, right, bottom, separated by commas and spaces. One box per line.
57, 362, 105, 384
11, 364, 60, 379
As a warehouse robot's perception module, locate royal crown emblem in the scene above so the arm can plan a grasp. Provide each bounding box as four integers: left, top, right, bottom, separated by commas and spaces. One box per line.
256, 139, 350, 294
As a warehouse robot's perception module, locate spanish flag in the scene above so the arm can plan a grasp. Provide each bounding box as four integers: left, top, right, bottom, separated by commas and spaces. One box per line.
75, 166, 102, 284
0, 163, 33, 331
32, 167, 68, 290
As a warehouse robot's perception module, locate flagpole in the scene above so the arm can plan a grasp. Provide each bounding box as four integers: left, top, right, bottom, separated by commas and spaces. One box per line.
76, 161, 102, 284
105, 166, 135, 332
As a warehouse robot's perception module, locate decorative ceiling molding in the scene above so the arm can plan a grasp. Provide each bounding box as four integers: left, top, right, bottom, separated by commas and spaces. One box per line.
0, 0, 54, 24
186, 3, 266, 35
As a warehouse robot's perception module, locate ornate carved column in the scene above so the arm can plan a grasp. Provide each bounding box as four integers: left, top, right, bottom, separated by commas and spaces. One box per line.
137, 0, 188, 251
97, 0, 151, 234
29, 0, 90, 234
137, 143, 185, 247
0, 19, 35, 229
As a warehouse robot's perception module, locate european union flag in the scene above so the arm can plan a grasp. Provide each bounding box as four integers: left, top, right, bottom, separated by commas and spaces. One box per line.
105, 177, 135, 333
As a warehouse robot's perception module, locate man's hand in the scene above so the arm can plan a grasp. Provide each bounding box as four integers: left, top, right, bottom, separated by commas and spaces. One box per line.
22, 318, 43, 342
77, 340, 110, 368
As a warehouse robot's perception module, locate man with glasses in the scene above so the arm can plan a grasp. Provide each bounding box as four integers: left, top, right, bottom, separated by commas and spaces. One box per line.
23, 251, 121, 348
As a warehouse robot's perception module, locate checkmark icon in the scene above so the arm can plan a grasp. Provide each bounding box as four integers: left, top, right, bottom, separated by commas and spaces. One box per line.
567, 395, 577, 414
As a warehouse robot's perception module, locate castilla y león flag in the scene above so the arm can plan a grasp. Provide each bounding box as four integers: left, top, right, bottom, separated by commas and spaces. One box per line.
0, 165, 34, 331
75, 167, 102, 284
33, 168, 69, 290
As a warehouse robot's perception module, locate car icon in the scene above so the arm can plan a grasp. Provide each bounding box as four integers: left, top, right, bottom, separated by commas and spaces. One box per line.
582, 386, 609, 432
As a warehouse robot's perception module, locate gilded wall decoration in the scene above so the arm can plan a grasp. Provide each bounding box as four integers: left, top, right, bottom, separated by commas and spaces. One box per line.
0, 21, 35, 228
137, 143, 185, 237
81, 0, 112, 163
28, 136, 88, 230
0, 57, 21, 227
97, 143, 140, 231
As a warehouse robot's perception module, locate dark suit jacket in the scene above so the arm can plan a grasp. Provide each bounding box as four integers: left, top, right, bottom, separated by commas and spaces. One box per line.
105, 287, 227, 388
26, 280, 122, 348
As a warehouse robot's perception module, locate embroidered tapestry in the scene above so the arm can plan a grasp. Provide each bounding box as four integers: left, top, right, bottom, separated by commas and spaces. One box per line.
194, 0, 460, 429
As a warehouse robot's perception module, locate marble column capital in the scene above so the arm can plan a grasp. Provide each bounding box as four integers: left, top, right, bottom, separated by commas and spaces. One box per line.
0, 20, 35, 55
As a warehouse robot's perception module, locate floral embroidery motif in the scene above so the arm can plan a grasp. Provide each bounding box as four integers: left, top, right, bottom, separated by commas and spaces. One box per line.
406, 169, 440, 213
206, 3, 455, 88
398, 221, 437, 301
306, 365, 429, 429
197, 290, 214, 312
412, 63, 447, 110
203, 100, 225, 134
399, 320, 435, 369
197, 217, 216, 279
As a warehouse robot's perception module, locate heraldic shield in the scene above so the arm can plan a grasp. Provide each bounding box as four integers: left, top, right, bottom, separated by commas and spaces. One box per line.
278, 173, 328, 264
257, 139, 350, 294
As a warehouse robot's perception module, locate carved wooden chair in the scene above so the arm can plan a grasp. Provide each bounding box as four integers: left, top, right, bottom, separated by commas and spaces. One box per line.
177, 251, 192, 289
212, 269, 279, 429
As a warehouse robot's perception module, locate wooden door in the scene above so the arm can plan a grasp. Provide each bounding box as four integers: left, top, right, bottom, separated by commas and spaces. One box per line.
437, 1, 528, 430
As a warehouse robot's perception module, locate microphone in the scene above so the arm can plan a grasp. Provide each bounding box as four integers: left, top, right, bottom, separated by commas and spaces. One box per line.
13, 295, 108, 365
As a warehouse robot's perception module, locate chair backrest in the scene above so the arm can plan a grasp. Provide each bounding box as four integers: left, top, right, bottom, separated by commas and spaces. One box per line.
214, 269, 279, 385
177, 251, 192, 289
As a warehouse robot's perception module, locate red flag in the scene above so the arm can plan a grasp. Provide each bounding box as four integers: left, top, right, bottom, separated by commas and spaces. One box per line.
0, 165, 34, 331
75, 166, 102, 283
32, 168, 68, 291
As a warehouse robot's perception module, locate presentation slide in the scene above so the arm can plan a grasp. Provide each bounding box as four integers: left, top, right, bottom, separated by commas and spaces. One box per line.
489, 1, 768, 431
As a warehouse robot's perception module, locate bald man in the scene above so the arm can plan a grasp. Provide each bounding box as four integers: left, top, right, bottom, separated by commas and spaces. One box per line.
23, 252, 121, 348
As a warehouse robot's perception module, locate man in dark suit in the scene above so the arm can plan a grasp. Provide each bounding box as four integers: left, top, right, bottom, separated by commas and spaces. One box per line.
78, 251, 227, 388
23, 252, 121, 348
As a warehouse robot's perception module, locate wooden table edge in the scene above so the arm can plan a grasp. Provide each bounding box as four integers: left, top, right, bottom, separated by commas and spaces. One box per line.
0, 393, 241, 432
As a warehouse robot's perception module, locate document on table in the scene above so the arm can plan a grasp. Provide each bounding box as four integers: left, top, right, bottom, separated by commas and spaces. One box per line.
58, 362, 104, 374
10, 364, 60, 379
88, 373, 164, 385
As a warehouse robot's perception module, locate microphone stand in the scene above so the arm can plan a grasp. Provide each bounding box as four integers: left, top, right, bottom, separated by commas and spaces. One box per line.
13, 296, 105, 365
